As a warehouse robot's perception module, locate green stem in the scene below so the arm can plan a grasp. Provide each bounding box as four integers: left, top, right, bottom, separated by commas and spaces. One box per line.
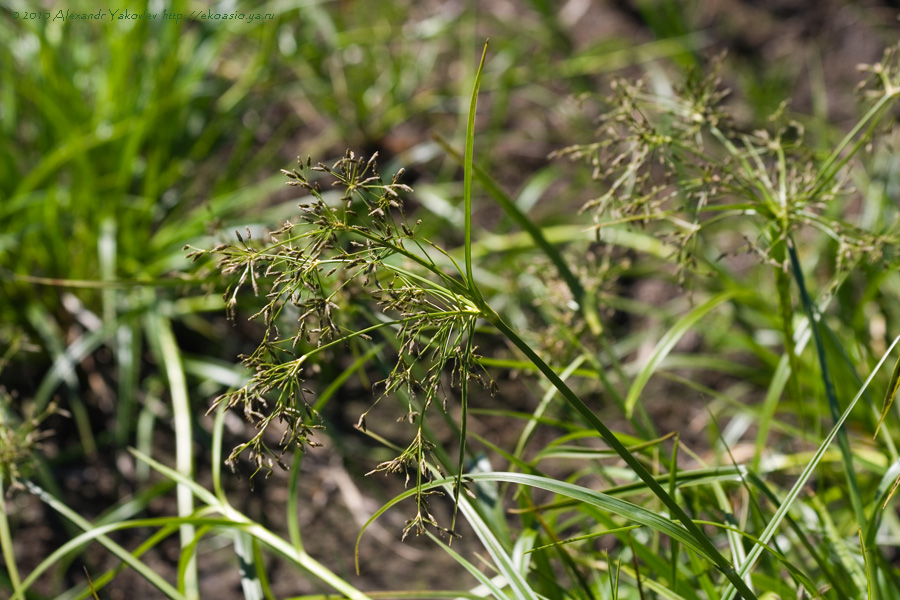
0, 476, 22, 594
347, 226, 471, 299
483, 307, 757, 600
463, 41, 489, 306
451, 319, 477, 533
286, 451, 304, 553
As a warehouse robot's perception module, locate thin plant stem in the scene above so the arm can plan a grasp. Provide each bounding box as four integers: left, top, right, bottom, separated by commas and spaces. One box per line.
463, 41, 489, 306
0, 476, 22, 594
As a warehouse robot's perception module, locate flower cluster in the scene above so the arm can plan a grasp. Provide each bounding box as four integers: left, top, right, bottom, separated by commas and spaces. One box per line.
189, 152, 488, 503
554, 46, 900, 280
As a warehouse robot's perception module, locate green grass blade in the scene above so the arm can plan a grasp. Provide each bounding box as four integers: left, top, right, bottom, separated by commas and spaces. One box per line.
786, 242, 866, 530
525, 524, 643, 554
361, 473, 717, 570
0, 478, 22, 595
470, 473, 717, 562
865, 458, 900, 545
859, 528, 873, 600
28, 304, 104, 413
114, 320, 140, 449
752, 270, 853, 472
94, 480, 178, 528
129, 448, 220, 508
425, 532, 514, 600
806, 494, 865, 593
284, 593, 487, 600
513, 355, 586, 461
463, 41, 489, 303
235, 531, 264, 600
146, 309, 199, 599
287, 450, 305, 553
211, 402, 228, 504
812, 88, 900, 196
455, 482, 539, 600
130, 449, 373, 600
743, 471, 853, 598
774, 260, 801, 407
452, 319, 477, 533
177, 526, 208, 597
624, 290, 744, 418
689, 521, 818, 597
466, 224, 674, 261
251, 538, 277, 600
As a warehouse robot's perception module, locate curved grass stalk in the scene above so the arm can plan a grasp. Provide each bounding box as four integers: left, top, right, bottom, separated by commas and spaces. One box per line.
359, 468, 761, 598
787, 242, 866, 528
513, 355, 587, 461
623, 289, 746, 418
19, 481, 187, 600
426, 531, 514, 600
147, 310, 198, 600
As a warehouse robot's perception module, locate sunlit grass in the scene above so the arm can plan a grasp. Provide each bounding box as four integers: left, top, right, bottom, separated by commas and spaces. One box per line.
4, 2, 900, 600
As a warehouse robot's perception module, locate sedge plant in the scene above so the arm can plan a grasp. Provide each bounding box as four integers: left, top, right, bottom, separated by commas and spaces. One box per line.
196, 41, 900, 599
193, 43, 826, 599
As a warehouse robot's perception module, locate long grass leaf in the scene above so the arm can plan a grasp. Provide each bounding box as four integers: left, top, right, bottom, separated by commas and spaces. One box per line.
624, 290, 744, 418
426, 532, 513, 600
235, 531, 264, 600
146, 310, 198, 599
787, 242, 866, 530
0, 478, 22, 595
131, 449, 373, 600
361, 473, 715, 566
454, 492, 539, 600
514, 356, 586, 461
464, 41, 489, 302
